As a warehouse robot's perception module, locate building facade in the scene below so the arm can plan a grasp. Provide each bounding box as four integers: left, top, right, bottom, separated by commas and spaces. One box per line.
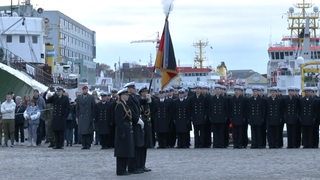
41, 11, 96, 85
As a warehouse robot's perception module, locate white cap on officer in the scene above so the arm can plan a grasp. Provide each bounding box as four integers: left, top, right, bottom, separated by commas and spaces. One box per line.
304, 87, 314, 92
117, 88, 128, 95
234, 85, 244, 91
124, 82, 135, 88
252, 86, 261, 91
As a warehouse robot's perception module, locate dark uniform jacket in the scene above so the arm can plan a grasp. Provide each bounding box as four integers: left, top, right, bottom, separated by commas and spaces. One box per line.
189, 94, 206, 125
266, 96, 284, 126
229, 95, 247, 125
114, 100, 134, 158
299, 97, 316, 126
247, 96, 266, 126
127, 94, 144, 147
47, 94, 70, 131
173, 99, 190, 133
95, 101, 112, 135
207, 95, 228, 124
153, 98, 171, 133
140, 97, 153, 148
283, 95, 300, 124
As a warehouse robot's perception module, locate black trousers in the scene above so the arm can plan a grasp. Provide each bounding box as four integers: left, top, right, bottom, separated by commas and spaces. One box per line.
167, 124, 176, 148
107, 125, 115, 148
157, 132, 168, 148
287, 124, 299, 148
267, 125, 281, 148
312, 122, 319, 148
128, 147, 142, 172
204, 122, 212, 147
54, 130, 64, 148
74, 124, 79, 144
212, 123, 226, 148
15, 122, 24, 143
81, 134, 92, 149
251, 125, 265, 148
232, 124, 244, 148
36, 119, 45, 145
140, 147, 147, 169
116, 157, 129, 175
302, 125, 314, 148
99, 134, 109, 148
177, 132, 188, 148
193, 124, 206, 148
242, 122, 248, 148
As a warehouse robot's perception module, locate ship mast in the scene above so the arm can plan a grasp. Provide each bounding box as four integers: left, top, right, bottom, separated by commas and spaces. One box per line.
193, 40, 208, 69
288, 0, 318, 40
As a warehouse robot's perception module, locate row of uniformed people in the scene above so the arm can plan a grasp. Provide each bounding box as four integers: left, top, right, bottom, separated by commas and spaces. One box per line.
151, 84, 320, 149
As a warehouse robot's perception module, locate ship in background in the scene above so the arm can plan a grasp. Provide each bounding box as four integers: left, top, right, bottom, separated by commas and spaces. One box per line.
267, 0, 320, 93
0, 0, 97, 100
0, 1, 49, 100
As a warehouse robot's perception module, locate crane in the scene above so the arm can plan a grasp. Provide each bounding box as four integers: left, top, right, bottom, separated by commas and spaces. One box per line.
130, 32, 160, 49
130, 32, 160, 66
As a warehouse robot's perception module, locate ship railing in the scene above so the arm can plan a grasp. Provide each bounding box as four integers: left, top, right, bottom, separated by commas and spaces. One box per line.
0, 47, 53, 86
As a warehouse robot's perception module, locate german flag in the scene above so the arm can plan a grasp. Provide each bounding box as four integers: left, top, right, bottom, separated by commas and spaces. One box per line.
154, 18, 178, 90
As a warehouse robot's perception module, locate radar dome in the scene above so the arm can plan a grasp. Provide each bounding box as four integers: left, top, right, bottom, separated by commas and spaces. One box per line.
296, 56, 304, 65
289, 7, 294, 13
314, 6, 319, 13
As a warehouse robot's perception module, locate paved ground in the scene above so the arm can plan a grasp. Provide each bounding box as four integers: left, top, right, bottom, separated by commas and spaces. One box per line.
1, 143, 320, 180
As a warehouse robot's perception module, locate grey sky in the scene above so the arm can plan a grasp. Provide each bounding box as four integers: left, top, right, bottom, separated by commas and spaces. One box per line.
2, 0, 313, 74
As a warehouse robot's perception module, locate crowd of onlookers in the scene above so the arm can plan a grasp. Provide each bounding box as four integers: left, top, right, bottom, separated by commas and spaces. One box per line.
0, 89, 80, 148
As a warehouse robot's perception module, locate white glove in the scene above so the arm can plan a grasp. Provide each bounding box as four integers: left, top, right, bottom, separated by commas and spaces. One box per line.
137, 118, 144, 129
146, 94, 152, 103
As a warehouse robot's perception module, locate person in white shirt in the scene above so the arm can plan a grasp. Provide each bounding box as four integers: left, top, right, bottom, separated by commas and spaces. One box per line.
1, 93, 16, 147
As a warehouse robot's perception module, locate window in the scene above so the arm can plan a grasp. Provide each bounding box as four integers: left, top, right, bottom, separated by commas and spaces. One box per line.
19, 35, 25, 43
32, 36, 38, 44
6, 35, 12, 43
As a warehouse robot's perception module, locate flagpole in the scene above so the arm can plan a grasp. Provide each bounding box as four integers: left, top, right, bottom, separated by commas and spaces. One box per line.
148, 3, 173, 93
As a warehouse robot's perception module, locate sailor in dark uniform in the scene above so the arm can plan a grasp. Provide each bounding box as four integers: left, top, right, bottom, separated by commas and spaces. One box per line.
283, 86, 300, 148
311, 87, 319, 148
266, 87, 284, 148
46, 87, 70, 149
247, 86, 266, 148
229, 85, 247, 148
138, 87, 152, 172
299, 87, 317, 148
189, 85, 207, 148
125, 82, 144, 174
107, 89, 118, 148
153, 90, 171, 148
95, 92, 112, 149
294, 87, 302, 147
173, 89, 190, 148
114, 88, 134, 176
207, 84, 229, 148
167, 87, 177, 148
202, 85, 212, 148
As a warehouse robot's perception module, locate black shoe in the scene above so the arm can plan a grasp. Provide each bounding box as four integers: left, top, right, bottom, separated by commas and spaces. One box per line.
128, 170, 144, 174
48, 144, 55, 148
117, 172, 131, 176
143, 167, 152, 172
81, 147, 89, 150
53, 146, 63, 149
